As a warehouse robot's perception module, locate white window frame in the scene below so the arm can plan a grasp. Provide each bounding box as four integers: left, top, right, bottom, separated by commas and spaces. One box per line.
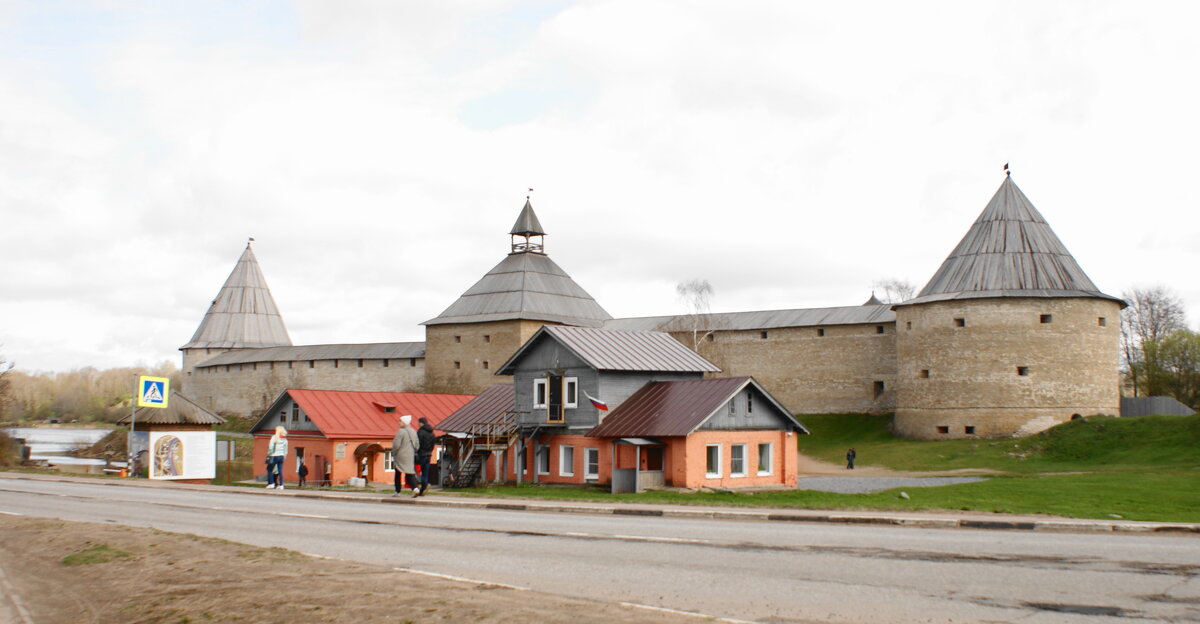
559, 445, 575, 477
564, 377, 578, 408
705, 444, 722, 478
384, 450, 395, 473
584, 448, 600, 480
536, 445, 550, 475
533, 378, 547, 408
730, 444, 747, 477
756, 442, 773, 476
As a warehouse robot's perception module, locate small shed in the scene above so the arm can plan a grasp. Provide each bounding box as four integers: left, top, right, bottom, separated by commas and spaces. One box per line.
117, 390, 225, 484
249, 389, 475, 487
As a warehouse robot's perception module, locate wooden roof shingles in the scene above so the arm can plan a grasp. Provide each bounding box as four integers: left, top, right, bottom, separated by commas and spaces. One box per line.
181, 243, 292, 350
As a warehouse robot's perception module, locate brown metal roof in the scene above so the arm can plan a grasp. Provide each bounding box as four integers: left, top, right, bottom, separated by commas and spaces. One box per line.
497, 326, 720, 375
902, 176, 1122, 307
181, 243, 293, 350
196, 342, 425, 367
118, 391, 226, 426
588, 377, 807, 438
437, 383, 515, 433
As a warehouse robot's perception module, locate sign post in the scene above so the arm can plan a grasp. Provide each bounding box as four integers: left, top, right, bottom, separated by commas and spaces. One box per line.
130, 376, 169, 477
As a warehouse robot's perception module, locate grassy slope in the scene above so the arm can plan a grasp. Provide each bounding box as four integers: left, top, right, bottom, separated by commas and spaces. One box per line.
456, 414, 1200, 522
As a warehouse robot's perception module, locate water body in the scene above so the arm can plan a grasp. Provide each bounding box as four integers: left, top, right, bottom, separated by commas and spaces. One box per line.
3, 427, 113, 460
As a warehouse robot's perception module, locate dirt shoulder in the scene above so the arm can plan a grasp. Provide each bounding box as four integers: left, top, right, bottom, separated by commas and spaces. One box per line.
0, 516, 706, 624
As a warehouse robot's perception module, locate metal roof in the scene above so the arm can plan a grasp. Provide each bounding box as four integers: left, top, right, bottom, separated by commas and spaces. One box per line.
423, 251, 612, 326
497, 325, 720, 375
252, 389, 475, 439
118, 391, 225, 426
436, 383, 515, 433
181, 243, 293, 350
603, 304, 894, 333
588, 377, 807, 438
510, 199, 545, 236
902, 176, 1122, 307
196, 342, 425, 367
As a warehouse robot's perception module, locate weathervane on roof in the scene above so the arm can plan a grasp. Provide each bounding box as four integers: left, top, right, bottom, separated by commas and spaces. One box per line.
1003, 162, 1010, 177
527, 187, 534, 199
247, 236, 256, 247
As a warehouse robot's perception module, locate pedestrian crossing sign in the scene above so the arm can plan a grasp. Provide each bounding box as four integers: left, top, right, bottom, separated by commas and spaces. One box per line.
138, 376, 169, 408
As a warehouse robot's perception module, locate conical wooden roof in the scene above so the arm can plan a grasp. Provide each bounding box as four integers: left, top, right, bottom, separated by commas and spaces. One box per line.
510, 199, 545, 236
903, 176, 1121, 306
180, 243, 293, 349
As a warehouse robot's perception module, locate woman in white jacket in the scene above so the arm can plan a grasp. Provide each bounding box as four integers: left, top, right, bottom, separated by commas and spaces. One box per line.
391, 415, 418, 495
266, 426, 288, 489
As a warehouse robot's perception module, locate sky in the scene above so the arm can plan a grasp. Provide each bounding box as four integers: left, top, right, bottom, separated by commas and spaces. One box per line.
2, 0, 1199, 373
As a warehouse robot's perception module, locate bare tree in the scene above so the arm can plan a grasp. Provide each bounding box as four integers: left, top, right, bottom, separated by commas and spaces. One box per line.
0, 351, 12, 417
871, 278, 916, 304
1121, 286, 1187, 396
675, 279, 714, 351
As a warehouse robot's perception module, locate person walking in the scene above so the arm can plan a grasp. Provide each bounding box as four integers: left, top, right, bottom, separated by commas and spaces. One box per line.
391, 414, 418, 496
414, 417, 436, 497
267, 426, 288, 489
297, 460, 308, 488
846, 447, 856, 470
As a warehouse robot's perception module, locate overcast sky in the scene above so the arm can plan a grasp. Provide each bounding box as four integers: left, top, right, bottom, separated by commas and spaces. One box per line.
3, 1, 1199, 373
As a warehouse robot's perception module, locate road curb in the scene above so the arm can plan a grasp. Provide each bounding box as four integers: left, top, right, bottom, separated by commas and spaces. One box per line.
2, 472, 1195, 536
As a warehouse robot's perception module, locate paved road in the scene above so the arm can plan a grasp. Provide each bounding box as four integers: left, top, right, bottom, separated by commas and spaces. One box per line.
0, 478, 1197, 623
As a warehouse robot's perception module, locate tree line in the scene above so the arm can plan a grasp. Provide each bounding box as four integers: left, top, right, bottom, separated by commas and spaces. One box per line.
0, 358, 182, 424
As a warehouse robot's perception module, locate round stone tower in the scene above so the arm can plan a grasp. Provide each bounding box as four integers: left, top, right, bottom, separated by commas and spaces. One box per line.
892, 175, 1123, 439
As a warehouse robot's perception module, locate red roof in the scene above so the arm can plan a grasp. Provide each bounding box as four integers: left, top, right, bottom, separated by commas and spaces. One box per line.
287, 389, 475, 439
588, 377, 807, 438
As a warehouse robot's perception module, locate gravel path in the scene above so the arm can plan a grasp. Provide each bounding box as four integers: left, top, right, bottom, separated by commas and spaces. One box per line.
797, 476, 988, 494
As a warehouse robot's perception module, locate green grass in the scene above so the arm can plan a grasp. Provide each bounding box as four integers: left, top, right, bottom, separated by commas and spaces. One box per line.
62, 544, 132, 566
448, 414, 1200, 522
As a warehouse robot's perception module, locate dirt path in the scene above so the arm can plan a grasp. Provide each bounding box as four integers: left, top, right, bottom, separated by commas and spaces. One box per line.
797, 454, 1001, 477
0, 516, 707, 624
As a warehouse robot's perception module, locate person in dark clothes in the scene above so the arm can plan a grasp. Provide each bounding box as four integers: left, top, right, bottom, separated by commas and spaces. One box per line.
414, 417, 436, 497
297, 461, 308, 488
846, 448, 857, 470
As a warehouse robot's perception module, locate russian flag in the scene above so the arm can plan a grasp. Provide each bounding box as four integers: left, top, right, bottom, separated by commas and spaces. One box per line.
584, 391, 608, 411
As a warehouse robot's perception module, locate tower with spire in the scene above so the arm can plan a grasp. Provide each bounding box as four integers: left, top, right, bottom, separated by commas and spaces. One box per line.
422, 198, 611, 393
179, 240, 292, 378
891, 176, 1123, 439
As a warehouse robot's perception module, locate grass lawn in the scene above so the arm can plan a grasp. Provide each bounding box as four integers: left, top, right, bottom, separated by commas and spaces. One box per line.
448, 413, 1200, 522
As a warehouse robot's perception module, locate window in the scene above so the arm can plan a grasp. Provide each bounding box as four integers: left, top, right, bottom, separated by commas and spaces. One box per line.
706, 333, 714, 342
954, 318, 965, 328
728, 401, 735, 416
964, 426, 976, 435
937, 426, 949, 434
564, 378, 578, 408
1040, 314, 1053, 324
482, 361, 489, 370
409, 358, 416, 367
533, 379, 547, 408
747, 393, 753, 414
536, 446, 550, 475
757, 443, 772, 475
288, 361, 293, 369
559, 445, 575, 477
357, 359, 363, 368
454, 335, 461, 343
919, 369, 930, 378
906, 321, 912, 330
817, 328, 825, 337
1017, 366, 1030, 376
760, 331, 769, 339
453, 361, 461, 370
876, 325, 885, 334
483, 335, 491, 343
873, 381, 885, 399
705, 444, 722, 477
278, 411, 286, 424
333, 360, 339, 368
309, 360, 315, 368
383, 359, 390, 368
384, 450, 395, 472
730, 444, 746, 477
585, 448, 599, 480
291, 402, 300, 422
1098, 317, 1107, 327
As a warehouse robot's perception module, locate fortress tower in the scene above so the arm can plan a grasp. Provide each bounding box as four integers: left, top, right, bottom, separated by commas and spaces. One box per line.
421, 199, 612, 393
179, 241, 292, 379
892, 176, 1124, 439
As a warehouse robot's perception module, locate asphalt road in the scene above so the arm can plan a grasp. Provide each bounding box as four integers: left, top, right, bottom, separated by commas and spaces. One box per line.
0, 478, 1197, 623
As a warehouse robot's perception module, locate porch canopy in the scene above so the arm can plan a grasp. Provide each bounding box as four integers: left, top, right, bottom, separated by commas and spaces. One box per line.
610, 437, 664, 494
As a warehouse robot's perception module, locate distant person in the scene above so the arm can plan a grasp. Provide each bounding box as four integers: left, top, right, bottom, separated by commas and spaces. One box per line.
267, 426, 288, 489
297, 461, 308, 488
414, 417, 436, 497
391, 414, 418, 496
846, 447, 856, 470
